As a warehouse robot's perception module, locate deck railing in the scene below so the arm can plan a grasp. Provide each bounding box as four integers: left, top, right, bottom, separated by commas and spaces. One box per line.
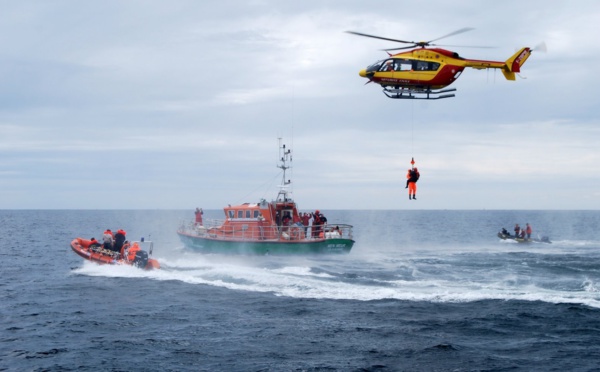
179, 219, 353, 242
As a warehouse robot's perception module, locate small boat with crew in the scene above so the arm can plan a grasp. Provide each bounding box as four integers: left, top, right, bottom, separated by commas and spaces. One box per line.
71, 236, 160, 269
497, 229, 551, 244
177, 139, 355, 255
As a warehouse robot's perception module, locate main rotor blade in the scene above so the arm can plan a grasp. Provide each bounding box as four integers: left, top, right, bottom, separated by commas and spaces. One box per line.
384, 44, 494, 52
383, 45, 420, 52
433, 43, 496, 49
345, 31, 414, 45
428, 27, 474, 43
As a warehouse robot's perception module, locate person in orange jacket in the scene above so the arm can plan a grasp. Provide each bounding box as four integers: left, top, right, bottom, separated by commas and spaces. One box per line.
120, 241, 129, 259
127, 242, 141, 262
88, 237, 101, 248
406, 167, 420, 200
525, 223, 532, 239
195, 207, 203, 226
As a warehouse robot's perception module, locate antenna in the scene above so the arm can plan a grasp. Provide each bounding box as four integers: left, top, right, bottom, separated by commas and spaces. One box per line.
276, 138, 293, 203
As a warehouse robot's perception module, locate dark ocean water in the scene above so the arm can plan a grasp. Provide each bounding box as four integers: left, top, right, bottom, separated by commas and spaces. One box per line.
2, 210, 600, 371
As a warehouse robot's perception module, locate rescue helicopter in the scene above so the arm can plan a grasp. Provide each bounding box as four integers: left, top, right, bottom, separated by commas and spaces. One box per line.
346, 28, 539, 100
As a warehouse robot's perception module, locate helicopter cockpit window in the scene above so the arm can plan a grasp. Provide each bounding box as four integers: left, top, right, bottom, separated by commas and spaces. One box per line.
367, 60, 383, 73
379, 60, 395, 72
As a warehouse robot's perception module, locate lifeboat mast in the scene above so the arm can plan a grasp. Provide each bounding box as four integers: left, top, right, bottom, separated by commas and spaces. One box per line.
276, 138, 293, 204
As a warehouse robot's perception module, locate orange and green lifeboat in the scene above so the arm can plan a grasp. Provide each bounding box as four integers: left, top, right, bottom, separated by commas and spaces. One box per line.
178, 139, 355, 255
177, 201, 355, 255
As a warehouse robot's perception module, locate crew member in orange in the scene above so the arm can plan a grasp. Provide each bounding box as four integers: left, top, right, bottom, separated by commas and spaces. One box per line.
120, 241, 130, 259
301, 213, 310, 236
406, 167, 420, 200
127, 242, 141, 262
525, 223, 532, 239
312, 210, 324, 238
195, 207, 204, 226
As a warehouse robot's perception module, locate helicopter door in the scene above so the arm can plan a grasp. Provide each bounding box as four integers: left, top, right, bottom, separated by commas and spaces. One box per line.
378, 59, 395, 80
392, 59, 413, 80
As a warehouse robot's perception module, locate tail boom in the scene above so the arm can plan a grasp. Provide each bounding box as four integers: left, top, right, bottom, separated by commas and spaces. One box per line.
463, 47, 532, 81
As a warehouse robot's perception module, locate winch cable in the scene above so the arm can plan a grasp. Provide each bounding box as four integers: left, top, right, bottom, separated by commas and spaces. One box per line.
411, 99, 415, 170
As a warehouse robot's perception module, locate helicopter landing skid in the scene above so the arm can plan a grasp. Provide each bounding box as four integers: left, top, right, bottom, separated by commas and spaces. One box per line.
383, 87, 456, 100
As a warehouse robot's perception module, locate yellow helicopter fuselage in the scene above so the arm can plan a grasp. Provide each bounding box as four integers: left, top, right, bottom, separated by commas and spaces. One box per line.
359, 47, 532, 90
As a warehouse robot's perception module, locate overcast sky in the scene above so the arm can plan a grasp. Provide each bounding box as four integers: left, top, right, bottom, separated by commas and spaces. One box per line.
1, 1, 599, 210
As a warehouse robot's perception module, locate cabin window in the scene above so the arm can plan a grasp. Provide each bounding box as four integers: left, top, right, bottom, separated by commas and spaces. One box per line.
414, 61, 440, 71
395, 59, 412, 71
245, 210, 251, 218
253, 210, 261, 218
237, 210, 243, 218
416, 61, 428, 71
228, 210, 234, 218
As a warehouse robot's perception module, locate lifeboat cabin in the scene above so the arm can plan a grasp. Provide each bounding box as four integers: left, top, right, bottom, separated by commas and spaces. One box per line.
206, 198, 307, 241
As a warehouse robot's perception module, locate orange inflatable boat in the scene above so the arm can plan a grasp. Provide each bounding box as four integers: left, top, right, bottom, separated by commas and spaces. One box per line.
71, 237, 160, 270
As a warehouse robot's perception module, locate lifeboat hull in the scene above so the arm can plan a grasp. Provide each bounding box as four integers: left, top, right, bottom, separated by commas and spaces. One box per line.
177, 231, 354, 255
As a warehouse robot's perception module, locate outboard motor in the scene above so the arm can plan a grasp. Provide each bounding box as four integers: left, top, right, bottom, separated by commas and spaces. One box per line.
133, 250, 149, 268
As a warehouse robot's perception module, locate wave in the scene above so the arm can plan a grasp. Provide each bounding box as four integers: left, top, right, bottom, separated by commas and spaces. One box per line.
71, 250, 600, 309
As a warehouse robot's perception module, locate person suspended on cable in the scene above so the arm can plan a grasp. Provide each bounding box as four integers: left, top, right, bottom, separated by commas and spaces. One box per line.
406, 167, 420, 200
405, 167, 420, 188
